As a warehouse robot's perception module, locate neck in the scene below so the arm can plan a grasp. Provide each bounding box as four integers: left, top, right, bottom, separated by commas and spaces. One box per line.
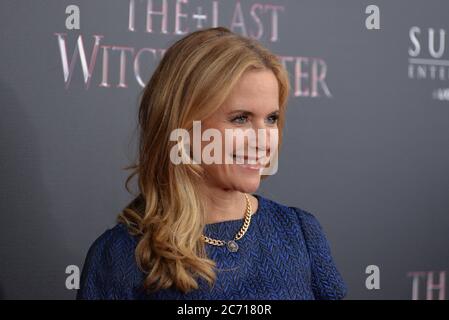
200, 187, 248, 225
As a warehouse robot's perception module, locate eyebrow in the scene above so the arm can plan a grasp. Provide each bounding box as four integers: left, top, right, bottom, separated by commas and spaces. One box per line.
228, 109, 280, 116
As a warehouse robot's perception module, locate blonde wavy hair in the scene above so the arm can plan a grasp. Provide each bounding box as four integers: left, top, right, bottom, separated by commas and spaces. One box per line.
118, 26, 291, 294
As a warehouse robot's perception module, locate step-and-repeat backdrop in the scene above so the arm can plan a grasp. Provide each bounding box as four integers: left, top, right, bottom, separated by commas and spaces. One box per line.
1, 0, 448, 299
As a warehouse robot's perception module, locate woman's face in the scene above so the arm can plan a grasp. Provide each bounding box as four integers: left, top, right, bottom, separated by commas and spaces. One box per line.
199, 68, 280, 193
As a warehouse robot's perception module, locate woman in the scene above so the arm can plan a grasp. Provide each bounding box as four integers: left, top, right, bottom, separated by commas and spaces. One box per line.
77, 27, 347, 300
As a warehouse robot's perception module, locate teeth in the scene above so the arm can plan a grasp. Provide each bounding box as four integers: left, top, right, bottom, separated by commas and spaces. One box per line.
232, 154, 268, 165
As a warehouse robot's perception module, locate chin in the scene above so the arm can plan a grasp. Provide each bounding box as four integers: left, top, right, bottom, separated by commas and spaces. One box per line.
231, 177, 261, 193
226, 164, 263, 192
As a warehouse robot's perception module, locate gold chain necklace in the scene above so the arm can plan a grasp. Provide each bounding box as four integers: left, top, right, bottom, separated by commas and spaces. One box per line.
201, 193, 252, 252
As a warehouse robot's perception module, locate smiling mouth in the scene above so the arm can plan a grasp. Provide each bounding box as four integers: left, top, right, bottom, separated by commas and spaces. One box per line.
232, 154, 269, 167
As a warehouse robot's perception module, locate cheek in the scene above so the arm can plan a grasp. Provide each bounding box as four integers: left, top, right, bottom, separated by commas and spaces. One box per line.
199, 125, 234, 163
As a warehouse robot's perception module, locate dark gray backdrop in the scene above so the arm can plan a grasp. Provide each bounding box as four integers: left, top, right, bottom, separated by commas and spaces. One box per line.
1, 0, 448, 299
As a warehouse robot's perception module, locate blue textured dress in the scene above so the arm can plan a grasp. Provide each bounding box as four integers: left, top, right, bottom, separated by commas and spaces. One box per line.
76, 194, 347, 300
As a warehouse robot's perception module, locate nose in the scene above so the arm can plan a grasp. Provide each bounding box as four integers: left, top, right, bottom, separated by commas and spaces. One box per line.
248, 120, 277, 157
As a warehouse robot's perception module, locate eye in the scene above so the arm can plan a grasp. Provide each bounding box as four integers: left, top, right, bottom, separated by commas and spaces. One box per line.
230, 114, 248, 124
266, 114, 279, 124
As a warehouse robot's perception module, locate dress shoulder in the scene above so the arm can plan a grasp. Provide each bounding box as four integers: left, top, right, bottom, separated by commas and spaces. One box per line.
289, 206, 348, 300
76, 223, 144, 300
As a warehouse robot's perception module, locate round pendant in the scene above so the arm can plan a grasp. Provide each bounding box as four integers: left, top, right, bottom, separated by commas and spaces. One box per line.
227, 240, 239, 252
